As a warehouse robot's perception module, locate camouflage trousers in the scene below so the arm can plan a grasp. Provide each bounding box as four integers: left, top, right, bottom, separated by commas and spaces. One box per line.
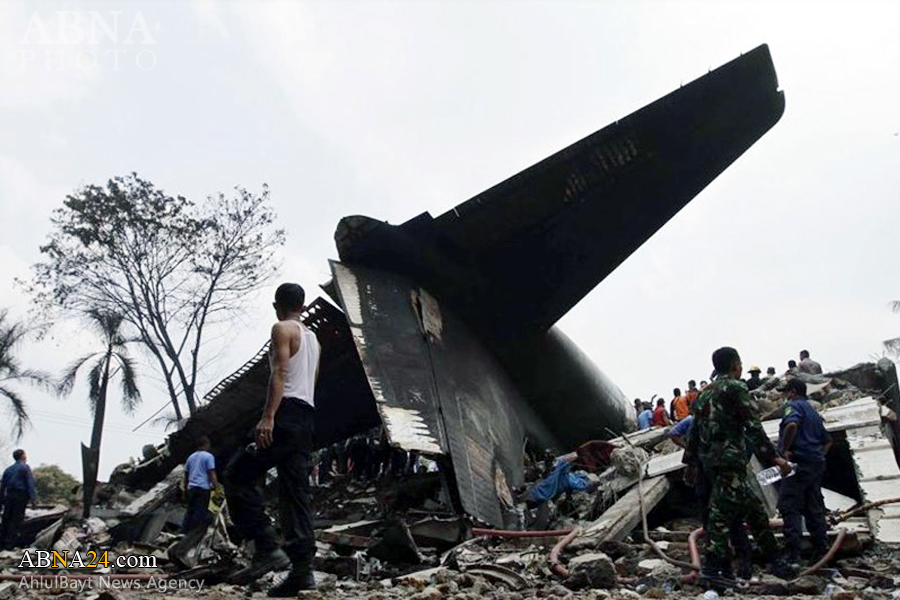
704, 468, 779, 561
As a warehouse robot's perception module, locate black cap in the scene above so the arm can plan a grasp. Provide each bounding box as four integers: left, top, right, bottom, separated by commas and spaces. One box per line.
777, 379, 807, 396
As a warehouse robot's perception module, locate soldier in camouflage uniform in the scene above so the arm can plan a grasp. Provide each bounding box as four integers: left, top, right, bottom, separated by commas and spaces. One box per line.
684, 346, 795, 586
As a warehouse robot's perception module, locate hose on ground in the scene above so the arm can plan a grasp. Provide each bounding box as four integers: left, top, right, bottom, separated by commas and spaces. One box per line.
796, 527, 847, 579
684, 522, 849, 583
549, 527, 581, 578
636, 454, 698, 572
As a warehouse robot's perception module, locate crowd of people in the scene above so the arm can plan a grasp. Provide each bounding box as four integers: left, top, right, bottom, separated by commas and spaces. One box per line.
632, 348, 825, 430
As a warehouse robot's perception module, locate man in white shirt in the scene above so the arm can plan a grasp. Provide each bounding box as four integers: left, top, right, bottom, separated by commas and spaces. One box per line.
225, 283, 321, 595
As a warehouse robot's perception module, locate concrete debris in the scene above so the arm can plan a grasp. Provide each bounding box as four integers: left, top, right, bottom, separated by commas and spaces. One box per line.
567, 552, 618, 588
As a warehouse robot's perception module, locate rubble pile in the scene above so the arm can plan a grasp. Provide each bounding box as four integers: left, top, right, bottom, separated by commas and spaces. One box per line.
2, 361, 899, 599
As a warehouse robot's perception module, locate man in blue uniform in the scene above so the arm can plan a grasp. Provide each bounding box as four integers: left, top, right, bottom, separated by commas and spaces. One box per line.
777, 378, 831, 563
0, 449, 35, 549
182, 436, 217, 532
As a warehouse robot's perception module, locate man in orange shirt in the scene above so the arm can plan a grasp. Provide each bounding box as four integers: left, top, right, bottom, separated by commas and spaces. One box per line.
671, 388, 690, 421
685, 380, 700, 406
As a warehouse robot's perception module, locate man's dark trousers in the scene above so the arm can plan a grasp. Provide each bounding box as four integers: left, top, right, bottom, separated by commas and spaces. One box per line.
0, 491, 29, 549
778, 460, 828, 558
182, 487, 212, 532
225, 399, 315, 567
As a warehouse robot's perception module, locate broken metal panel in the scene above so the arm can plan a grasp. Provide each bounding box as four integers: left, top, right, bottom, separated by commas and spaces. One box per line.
846, 429, 900, 542
330, 261, 537, 527
413, 286, 531, 526
331, 261, 447, 455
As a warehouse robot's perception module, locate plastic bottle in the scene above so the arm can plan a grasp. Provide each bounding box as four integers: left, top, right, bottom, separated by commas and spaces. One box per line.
824, 583, 843, 599
755, 462, 797, 486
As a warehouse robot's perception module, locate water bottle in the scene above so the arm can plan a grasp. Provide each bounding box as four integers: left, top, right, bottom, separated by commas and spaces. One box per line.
755, 462, 797, 486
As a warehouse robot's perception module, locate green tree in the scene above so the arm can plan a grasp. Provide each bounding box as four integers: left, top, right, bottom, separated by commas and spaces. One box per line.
25, 174, 284, 418
0, 309, 53, 440
33, 464, 80, 505
59, 309, 140, 517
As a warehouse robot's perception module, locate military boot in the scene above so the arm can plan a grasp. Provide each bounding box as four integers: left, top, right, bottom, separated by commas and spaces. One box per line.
769, 555, 798, 580
267, 561, 316, 597
735, 547, 754, 580
698, 556, 737, 591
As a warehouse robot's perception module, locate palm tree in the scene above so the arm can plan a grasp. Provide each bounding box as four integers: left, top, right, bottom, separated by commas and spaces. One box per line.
59, 309, 141, 516
0, 309, 53, 440
884, 301, 900, 360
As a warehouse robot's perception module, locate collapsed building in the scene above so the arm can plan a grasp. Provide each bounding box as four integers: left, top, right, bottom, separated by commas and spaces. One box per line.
5, 44, 900, 598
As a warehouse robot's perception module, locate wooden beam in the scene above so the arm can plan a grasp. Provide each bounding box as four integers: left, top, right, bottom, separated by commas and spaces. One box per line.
572, 475, 671, 549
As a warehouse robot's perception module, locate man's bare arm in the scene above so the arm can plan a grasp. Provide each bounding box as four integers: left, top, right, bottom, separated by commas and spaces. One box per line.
256, 322, 295, 448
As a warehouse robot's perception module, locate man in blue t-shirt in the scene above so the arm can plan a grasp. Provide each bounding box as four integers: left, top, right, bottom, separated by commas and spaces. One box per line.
0, 449, 35, 549
637, 403, 654, 430
182, 436, 217, 532
777, 379, 831, 563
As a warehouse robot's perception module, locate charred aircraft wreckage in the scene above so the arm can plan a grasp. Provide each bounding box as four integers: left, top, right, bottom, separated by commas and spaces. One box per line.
116, 45, 787, 528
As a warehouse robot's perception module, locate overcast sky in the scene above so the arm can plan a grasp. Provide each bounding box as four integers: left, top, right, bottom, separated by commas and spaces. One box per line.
1, 0, 898, 481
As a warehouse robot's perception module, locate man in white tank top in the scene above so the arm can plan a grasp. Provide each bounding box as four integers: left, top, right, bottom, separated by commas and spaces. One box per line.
225, 283, 321, 595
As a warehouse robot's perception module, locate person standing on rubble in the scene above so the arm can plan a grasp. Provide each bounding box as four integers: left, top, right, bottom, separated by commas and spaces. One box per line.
0, 449, 35, 550
182, 436, 218, 532
777, 378, 832, 564
684, 347, 795, 586
685, 380, 700, 407
637, 402, 654, 430
224, 283, 321, 595
745, 366, 763, 391
652, 397, 670, 427
671, 388, 690, 422
798, 349, 823, 375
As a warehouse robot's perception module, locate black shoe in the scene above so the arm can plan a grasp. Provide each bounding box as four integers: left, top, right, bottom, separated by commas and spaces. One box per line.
699, 558, 737, 591
770, 556, 797, 580
267, 569, 316, 596
229, 548, 291, 584
736, 558, 753, 580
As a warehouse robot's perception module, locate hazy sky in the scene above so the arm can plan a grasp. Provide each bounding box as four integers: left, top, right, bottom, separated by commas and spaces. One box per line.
1, 0, 898, 481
